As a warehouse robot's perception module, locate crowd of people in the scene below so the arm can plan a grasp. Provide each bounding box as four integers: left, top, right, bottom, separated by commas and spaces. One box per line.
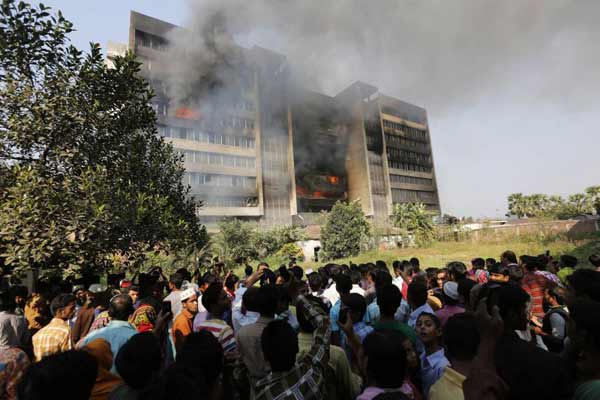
1, 251, 600, 400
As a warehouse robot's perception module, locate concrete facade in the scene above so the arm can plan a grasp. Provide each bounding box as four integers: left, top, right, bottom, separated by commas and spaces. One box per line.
112, 11, 441, 229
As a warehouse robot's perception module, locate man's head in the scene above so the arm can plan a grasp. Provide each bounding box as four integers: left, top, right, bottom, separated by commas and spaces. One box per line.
256, 284, 278, 317
416, 312, 442, 345
407, 282, 428, 309
410, 257, 420, 272
201, 283, 231, 318
18, 350, 98, 400
494, 283, 530, 331
261, 320, 298, 372
501, 250, 518, 266
242, 287, 260, 313
566, 269, 600, 304
342, 293, 367, 323
180, 289, 199, 315
244, 265, 253, 278
116, 332, 162, 390
560, 255, 578, 269
224, 274, 239, 292
177, 331, 224, 389
436, 268, 448, 289
442, 281, 460, 306
544, 287, 564, 307
108, 294, 135, 321
289, 266, 304, 281
377, 284, 402, 318
168, 273, 184, 292
447, 261, 467, 281
444, 313, 479, 364
307, 273, 323, 292
128, 285, 140, 305
488, 263, 510, 283
50, 294, 77, 320
589, 254, 600, 269
520, 255, 540, 272
374, 270, 393, 293
471, 258, 485, 270
198, 273, 217, 293
486, 258, 497, 269
360, 330, 407, 389
10, 285, 28, 309
335, 274, 352, 296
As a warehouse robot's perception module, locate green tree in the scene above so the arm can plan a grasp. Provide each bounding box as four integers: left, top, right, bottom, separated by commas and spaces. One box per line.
320, 200, 370, 261
0, 1, 207, 278
391, 202, 435, 247
213, 220, 258, 267
508, 193, 527, 218
585, 186, 600, 215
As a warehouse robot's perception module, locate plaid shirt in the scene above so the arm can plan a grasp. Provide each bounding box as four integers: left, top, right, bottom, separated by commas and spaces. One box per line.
32, 318, 72, 361
253, 295, 331, 400
522, 272, 551, 319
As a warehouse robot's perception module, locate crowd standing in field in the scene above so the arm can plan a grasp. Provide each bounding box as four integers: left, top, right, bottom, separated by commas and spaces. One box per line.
1, 251, 600, 400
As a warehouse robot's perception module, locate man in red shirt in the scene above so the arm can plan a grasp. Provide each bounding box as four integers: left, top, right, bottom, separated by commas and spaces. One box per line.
520, 256, 554, 320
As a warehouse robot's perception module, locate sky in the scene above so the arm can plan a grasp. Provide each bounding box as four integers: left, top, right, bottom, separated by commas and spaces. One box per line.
42, 0, 600, 218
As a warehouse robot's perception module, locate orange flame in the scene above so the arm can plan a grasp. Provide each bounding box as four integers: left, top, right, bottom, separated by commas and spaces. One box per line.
175, 107, 201, 120
327, 176, 340, 185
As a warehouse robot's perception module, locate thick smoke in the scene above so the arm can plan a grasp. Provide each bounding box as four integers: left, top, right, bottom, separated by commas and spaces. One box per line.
161, 0, 600, 216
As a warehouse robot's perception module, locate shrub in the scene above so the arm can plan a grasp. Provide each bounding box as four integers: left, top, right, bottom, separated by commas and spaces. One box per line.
320, 200, 371, 260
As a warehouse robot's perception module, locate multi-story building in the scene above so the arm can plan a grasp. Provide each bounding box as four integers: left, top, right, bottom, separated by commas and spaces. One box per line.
109, 11, 440, 229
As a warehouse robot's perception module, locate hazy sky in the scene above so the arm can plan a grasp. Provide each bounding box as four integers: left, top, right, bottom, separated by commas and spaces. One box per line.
42, 0, 600, 218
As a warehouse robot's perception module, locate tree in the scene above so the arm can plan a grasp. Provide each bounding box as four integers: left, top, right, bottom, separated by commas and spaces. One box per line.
320, 200, 370, 261
391, 202, 435, 247
508, 193, 527, 218
213, 220, 259, 267
0, 1, 207, 278
585, 186, 600, 215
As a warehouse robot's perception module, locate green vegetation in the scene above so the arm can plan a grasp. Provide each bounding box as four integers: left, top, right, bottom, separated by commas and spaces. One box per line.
0, 1, 206, 279
508, 186, 600, 219
391, 202, 435, 246
320, 200, 371, 260
302, 233, 600, 270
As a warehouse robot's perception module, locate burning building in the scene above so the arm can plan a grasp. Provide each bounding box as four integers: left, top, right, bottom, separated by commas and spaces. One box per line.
108, 11, 440, 229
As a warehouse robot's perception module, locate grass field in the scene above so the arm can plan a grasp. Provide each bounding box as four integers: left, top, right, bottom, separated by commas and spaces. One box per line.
297, 233, 600, 270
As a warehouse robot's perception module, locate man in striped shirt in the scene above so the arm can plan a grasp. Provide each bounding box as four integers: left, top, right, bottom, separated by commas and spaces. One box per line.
32, 294, 77, 361
195, 282, 237, 354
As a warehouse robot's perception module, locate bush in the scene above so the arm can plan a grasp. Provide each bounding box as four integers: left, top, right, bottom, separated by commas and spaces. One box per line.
392, 202, 435, 247
320, 200, 371, 261
275, 243, 305, 262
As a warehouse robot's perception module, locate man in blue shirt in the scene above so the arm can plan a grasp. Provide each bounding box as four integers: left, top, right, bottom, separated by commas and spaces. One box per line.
407, 282, 434, 329
80, 294, 137, 370
329, 274, 352, 346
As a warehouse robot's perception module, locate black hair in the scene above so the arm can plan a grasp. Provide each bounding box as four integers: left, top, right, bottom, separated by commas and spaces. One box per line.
335, 274, 352, 295
140, 364, 207, 400
50, 294, 76, 316
277, 266, 292, 283
308, 273, 323, 292
0, 289, 15, 311
363, 330, 407, 388
342, 293, 367, 321
169, 273, 185, 290
486, 258, 497, 266
199, 272, 218, 287
201, 282, 224, 312
129, 285, 140, 293
546, 286, 565, 305
377, 284, 402, 317
410, 257, 420, 269
444, 313, 479, 361
501, 250, 518, 264
392, 260, 402, 271
18, 350, 98, 400
109, 294, 134, 321
350, 270, 362, 286
493, 283, 530, 323
290, 266, 304, 280
407, 282, 427, 307
589, 254, 600, 268
417, 311, 441, 329
374, 270, 393, 292
116, 332, 162, 389
260, 269, 277, 287
489, 263, 509, 276
140, 296, 161, 313
177, 331, 224, 387
375, 260, 388, 270
224, 274, 239, 291
261, 320, 298, 372
175, 268, 192, 282
457, 278, 476, 305
242, 287, 260, 313
296, 296, 327, 333
244, 265, 253, 277
560, 255, 578, 269
520, 255, 541, 272
471, 258, 486, 269
570, 299, 600, 349
256, 284, 279, 317
567, 269, 600, 302
508, 265, 524, 282
447, 261, 467, 280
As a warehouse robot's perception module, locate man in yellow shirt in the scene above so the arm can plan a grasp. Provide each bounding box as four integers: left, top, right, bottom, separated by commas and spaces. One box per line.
429, 313, 479, 400
32, 294, 77, 360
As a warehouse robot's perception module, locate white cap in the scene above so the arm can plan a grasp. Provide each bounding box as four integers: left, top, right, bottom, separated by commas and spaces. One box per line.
443, 281, 460, 301
180, 288, 196, 302
305, 269, 314, 276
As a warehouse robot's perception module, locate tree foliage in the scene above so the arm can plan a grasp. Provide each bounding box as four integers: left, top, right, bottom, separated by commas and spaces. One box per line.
507, 188, 598, 220
0, 1, 207, 278
320, 200, 370, 260
391, 202, 435, 247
